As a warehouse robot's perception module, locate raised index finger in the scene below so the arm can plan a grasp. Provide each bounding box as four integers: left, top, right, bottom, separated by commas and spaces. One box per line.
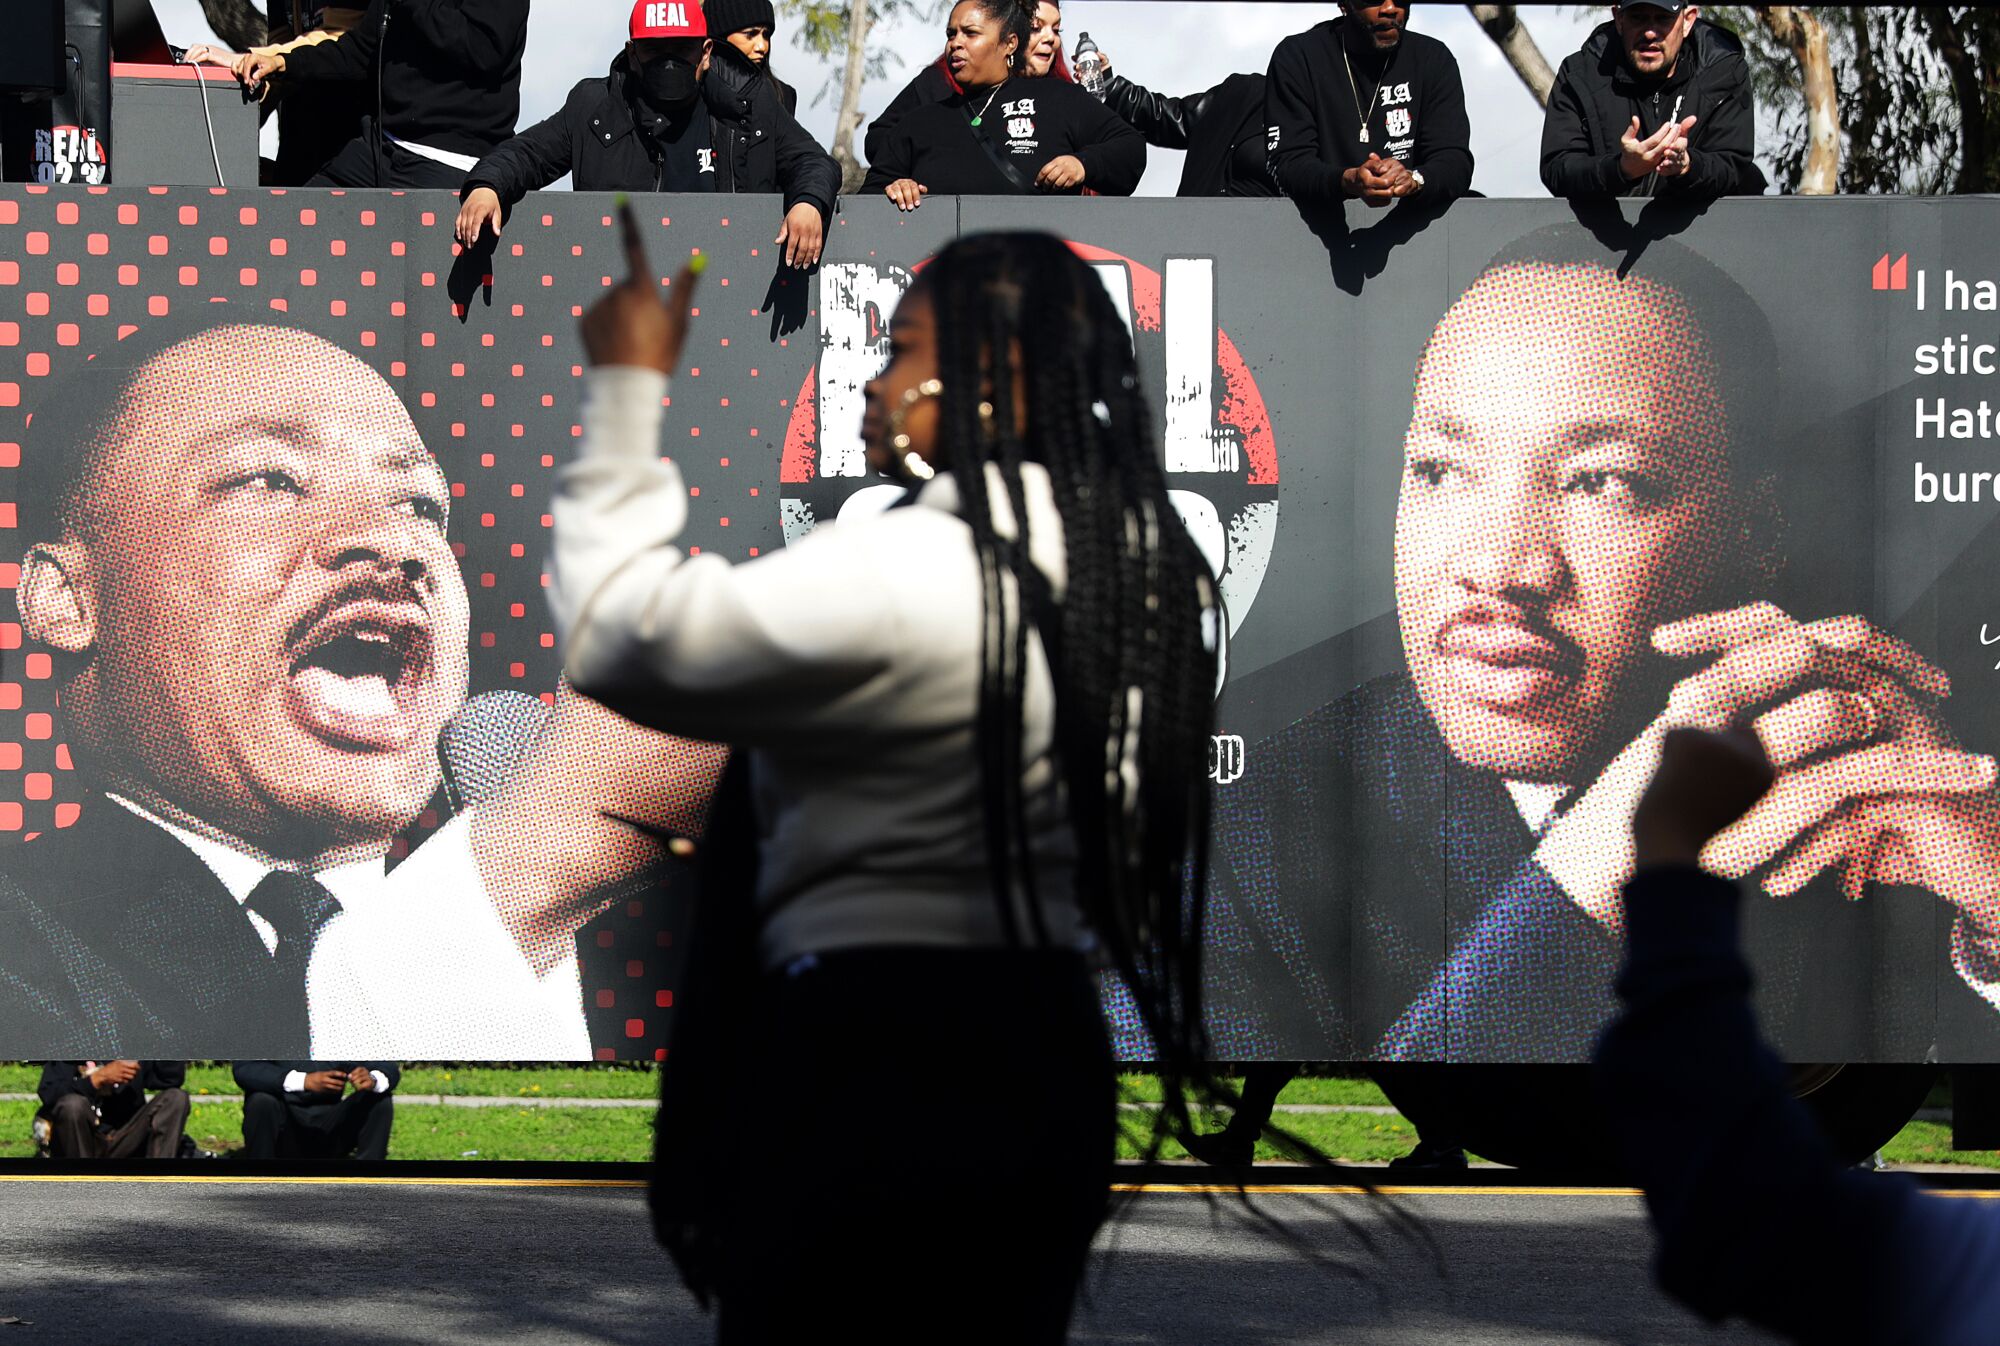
617, 198, 650, 286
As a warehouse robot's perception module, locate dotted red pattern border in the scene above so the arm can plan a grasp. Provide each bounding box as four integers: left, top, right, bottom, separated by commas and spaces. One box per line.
0, 184, 871, 1058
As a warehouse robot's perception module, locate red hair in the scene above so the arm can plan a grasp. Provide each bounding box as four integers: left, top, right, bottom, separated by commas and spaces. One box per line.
930, 0, 1071, 91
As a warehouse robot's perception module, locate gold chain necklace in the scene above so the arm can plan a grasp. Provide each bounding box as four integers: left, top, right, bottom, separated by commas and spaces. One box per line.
1339, 41, 1392, 146
969, 78, 1008, 129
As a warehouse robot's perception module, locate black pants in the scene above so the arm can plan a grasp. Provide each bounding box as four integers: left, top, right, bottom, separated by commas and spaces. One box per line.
305, 123, 464, 189
1220, 1061, 1301, 1139
271, 85, 370, 186
241, 1089, 394, 1160
46, 1089, 190, 1159
713, 947, 1115, 1344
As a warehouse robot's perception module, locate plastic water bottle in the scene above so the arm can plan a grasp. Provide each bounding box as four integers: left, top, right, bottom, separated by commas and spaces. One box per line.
1073, 32, 1106, 98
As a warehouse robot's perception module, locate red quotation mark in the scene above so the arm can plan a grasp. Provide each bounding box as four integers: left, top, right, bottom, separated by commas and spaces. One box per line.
1872, 253, 1910, 291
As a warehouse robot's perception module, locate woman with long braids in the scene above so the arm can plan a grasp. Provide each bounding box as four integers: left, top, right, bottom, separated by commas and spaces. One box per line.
862, 0, 1134, 208
552, 212, 1221, 1339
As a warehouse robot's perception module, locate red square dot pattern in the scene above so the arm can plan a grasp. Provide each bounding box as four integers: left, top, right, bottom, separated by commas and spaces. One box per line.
0, 185, 889, 1059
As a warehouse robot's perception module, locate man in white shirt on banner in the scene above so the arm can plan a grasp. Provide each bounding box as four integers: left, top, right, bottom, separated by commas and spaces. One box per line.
0, 315, 723, 1059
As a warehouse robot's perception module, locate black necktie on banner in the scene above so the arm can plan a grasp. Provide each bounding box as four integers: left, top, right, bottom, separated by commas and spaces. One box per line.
248, 869, 344, 1052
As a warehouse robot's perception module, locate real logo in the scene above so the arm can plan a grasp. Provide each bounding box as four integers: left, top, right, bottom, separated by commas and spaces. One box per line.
784, 245, 1284, 700
1210, 735, 1246, 786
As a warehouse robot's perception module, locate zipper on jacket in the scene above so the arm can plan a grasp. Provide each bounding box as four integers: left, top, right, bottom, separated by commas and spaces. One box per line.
1641, 89, 1660, 197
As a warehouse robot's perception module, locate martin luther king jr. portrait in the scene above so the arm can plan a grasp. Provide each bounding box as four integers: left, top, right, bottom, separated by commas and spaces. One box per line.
0, 315, 724, 1059
1205, 225, 2000, 1064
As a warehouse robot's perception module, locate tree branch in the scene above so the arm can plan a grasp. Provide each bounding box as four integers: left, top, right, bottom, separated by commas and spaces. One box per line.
1760, 7, 1839, 193
1467, 4, 1553, 108
830, 0, 874, 195
1917, 5, 1987, 193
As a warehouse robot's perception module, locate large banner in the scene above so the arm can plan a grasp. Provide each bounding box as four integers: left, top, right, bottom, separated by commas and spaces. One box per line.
0, 186, 1996, 1063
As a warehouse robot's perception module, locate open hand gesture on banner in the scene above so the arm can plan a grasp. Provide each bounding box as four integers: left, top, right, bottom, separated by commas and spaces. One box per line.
579, 201, 702, 377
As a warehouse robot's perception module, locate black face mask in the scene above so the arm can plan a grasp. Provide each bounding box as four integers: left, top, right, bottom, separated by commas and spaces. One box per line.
634, 57, 700, 112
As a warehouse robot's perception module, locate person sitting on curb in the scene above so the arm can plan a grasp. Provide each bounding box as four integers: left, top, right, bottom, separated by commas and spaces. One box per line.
36, 1060, 192, 1159
234, 1060, 399, 1161
455, 0, 838, 270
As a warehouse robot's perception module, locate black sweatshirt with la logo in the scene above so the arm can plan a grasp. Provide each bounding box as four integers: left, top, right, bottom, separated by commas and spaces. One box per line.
1263, 16, 1474, 205
862, 77, 1145, 197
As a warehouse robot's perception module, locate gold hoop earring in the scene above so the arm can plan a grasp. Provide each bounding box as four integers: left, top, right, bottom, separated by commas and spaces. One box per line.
886, 377, 944, 481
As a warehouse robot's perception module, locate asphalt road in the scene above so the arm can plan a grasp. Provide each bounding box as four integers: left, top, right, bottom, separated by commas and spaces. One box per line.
0, 1177, 1784, 1344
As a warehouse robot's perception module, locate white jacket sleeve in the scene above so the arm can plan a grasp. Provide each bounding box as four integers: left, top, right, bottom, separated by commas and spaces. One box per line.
548, 366, 906, 743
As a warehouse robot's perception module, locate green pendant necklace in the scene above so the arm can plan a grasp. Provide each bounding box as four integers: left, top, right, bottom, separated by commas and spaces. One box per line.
969, 80, 1006, 128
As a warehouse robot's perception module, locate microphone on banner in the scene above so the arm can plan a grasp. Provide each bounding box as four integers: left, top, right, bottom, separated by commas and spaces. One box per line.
440, 689, 554, 812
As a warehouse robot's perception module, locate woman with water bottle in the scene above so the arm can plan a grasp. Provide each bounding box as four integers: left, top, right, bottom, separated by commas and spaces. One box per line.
1089, 40, 1282, 198
862, 0, 1143, 207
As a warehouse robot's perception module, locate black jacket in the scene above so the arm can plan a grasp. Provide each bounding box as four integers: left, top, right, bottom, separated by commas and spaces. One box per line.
1103, 71, 1276, 198
712, 45, 797, 118
462, 52, 839, 220
863, 63, 955, 170
1264, 18, 1473, 205
1598, 869, 2000, 1346
36, 1060, 187, 1129
1540, 19, 1766, 199
280, 0, 530, 160
860, 78, 1145, 197
234, 1060, 402, 1106
0, 796, 319, 1058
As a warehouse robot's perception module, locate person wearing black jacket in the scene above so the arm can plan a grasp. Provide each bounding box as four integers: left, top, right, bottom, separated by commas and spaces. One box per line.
706, 0, 797, 116
861, 0, 1143, 207
1265, 2, 1473, 208
455, 1, 837, 269
1098, 61, 1275, 199
36, 1060, 190, 1159
1599, 727, 2000, 1346
863, 0, 1071, 167
235, 1060, 399, 1161
234, 0, 532, 189
863, 61, 955, 170
1541, 4, 1766, 200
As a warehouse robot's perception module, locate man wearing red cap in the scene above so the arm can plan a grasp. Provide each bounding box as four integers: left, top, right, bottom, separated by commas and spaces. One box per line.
456, 0, 838, 269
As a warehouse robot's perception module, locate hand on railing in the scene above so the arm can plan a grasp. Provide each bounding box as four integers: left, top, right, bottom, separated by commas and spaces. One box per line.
883, 178, 929, 212
457, 187, 504, 248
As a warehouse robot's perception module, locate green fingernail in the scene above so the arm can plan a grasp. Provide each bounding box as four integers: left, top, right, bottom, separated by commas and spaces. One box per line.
689, 252, 708, 275
615, 193, 631, 208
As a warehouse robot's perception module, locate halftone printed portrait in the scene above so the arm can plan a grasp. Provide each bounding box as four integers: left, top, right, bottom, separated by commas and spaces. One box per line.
0, 186, 831, 1060
1204, 222, 2000, 1067
4, 189, 1998, 1067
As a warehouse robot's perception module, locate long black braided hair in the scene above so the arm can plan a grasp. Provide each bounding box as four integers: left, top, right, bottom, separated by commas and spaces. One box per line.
915, 231, 1222, 1160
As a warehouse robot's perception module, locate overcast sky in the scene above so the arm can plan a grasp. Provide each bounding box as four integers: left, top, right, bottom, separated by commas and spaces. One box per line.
148, 0, 1609, 197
